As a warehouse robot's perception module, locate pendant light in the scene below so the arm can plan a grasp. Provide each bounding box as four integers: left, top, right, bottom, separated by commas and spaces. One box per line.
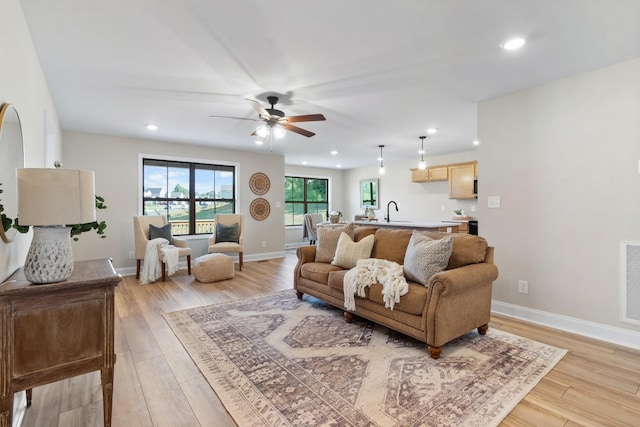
418, 136, 427, 170
378, 145, 385, 175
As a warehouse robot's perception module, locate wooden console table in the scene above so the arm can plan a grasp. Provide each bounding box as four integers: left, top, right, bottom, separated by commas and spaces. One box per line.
0, 259, 121, 427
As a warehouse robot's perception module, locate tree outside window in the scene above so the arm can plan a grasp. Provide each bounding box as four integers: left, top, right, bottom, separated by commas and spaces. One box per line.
285, 176, 328, 226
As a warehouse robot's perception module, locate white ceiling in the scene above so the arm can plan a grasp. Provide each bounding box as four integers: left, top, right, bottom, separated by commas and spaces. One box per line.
19, 0, 640, 169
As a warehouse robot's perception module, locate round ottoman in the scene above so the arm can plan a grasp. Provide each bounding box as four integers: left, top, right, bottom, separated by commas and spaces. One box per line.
193, 253, 235, 283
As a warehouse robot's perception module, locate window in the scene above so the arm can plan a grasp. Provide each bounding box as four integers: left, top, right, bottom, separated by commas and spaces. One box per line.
285, 176, 328, 226
142, 158, 235, 235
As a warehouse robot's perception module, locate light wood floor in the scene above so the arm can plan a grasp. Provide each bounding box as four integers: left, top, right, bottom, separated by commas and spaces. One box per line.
19, 252, 640, 427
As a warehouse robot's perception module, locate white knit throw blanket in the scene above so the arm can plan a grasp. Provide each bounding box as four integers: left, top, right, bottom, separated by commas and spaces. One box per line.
343, 258, 409, 311
140, 238, 180, 284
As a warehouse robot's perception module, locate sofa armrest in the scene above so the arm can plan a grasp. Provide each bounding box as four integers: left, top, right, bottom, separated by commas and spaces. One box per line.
425, 262, 499, 348
294, 245, 317, 290
428, 263, 498, 298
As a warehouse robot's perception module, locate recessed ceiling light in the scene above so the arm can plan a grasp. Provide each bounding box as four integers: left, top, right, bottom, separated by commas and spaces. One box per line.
330, 150, 338, 155
302, 161, 308, 165
145, 124, 158, 131
426, 128, 438, 135
255, 140, 264, 145
473, 140, 480, 146
501, 37, 526, 51
336, 164, 342, 168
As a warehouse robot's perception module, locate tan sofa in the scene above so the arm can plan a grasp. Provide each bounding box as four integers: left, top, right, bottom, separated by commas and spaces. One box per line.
294, 226, 499, 359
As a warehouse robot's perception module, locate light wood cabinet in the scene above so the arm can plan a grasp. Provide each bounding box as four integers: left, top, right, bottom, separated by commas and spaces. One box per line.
448, 162, 476, 199
410, 168, 429, 182
410, 165, 449, 182
428, 166, 448, 181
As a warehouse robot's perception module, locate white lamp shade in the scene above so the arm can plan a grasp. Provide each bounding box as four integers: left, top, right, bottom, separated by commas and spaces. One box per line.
17, 168, 96, 226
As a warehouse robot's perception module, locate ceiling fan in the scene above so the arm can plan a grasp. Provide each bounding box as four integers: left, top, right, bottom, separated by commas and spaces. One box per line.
210, 96, 326, 138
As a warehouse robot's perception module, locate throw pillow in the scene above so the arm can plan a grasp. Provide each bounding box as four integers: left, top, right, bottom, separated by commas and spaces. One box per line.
149, 223, 172, 242
216, 222, 239, 243
403, 231, 452, 286
331, 232, 375, 269
314, 222, 355, 263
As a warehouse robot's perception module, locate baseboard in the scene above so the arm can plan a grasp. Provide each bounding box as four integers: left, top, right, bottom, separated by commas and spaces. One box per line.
492, 300, 640, 351
285, 242, 310, 250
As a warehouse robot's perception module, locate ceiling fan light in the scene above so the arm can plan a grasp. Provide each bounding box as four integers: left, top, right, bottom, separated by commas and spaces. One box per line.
256, 124, 269, 138
272, 125, 286, 140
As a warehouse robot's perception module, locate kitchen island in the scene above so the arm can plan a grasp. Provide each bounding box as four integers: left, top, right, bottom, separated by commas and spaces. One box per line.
353, 220, 459, 233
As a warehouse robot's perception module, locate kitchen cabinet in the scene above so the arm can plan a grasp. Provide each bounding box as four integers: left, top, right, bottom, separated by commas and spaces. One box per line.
410, 165, 449, 182
428, 166, 448, 181
410, 168, 428, 182
448, 162, 476, 199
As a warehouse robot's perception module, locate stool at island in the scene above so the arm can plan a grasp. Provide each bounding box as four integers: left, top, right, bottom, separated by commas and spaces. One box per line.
193, 253, 235, 283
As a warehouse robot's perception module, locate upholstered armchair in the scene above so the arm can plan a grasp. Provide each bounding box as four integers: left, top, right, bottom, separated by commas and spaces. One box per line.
208, 214, 244, 271
133, 215, 192, 281
303, 213, 323, 245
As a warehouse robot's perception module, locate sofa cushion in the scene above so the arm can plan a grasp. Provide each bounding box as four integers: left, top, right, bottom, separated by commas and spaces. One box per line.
403, 231, 452, 286
354, 226, 377, 242
315, 223, 355, 263
370, 228, 414, 264
367, 282, 428, 316
332, 232, 375, 269
300, 262, 343, 284
424, 231, 488, 269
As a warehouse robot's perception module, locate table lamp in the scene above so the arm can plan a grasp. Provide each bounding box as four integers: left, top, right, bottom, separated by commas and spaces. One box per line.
17, 168, 96, 284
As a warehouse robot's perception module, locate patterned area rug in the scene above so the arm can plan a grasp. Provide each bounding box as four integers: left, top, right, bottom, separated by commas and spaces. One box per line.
164, 290, 566, 426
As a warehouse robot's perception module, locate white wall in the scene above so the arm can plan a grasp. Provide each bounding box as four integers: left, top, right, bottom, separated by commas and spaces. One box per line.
344, 152, 479, 223
0, 0, 61, 282
284, 165, 345, 247
478, 57, 640, 333
62, 131, 286, 271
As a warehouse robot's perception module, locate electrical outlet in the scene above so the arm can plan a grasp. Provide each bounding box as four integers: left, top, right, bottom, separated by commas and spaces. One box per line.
470, 205, 476, 213
441, 205, 445, 212
488, 196, 501, 208
128, 251, 135, 260
261, 241, 266, 248
518, 280, 529, 294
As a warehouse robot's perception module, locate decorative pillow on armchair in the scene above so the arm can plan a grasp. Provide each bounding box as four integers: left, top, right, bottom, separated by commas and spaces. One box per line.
149, 223, 172, 242
315, 222, 355, 263
331, 232, 375, 269
216, 222, 239, 243
403, 231, 452, 286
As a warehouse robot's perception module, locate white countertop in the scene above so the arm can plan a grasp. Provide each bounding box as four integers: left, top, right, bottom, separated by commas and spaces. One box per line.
354, 220, 459, 229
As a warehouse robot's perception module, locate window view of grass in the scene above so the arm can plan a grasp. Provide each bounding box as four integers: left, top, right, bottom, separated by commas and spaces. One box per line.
143, 159, 235, 235
285, 176, 328, 226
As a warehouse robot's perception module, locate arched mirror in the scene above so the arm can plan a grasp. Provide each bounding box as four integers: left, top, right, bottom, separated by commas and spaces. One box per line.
0, 103, 25, 243
360, 178, 378, 210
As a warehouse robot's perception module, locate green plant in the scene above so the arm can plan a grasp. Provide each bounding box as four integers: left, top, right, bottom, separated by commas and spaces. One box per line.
1, 195, 108, 241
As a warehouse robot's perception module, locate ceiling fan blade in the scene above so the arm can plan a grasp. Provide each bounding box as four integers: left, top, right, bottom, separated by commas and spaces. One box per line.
282, 123, 316, 137
284, 114, 326, 123
209, 115, 261, 121
245, 98, 270, 119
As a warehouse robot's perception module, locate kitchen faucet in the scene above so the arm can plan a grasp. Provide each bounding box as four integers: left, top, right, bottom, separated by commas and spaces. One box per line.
385, 200, 398, 223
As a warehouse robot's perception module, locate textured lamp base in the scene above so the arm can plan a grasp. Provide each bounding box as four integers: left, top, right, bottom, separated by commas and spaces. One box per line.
24, 226, 74, 284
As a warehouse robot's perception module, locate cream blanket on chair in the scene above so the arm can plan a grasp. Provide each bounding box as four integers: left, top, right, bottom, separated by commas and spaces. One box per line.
343, 258, 409, 311
140, 238, 180, 284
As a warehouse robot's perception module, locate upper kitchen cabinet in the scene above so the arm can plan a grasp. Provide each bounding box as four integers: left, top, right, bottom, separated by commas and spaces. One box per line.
448, 162, 477, 199
410, 165, 448, 182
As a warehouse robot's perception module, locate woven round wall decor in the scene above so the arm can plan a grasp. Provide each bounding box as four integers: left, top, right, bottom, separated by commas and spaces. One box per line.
249, 172, 270, 195
249, 198, 270, 221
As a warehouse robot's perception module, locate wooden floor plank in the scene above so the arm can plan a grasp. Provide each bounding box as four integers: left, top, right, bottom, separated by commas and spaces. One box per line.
14, 253, 640, 427
135, 355, 200, 427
